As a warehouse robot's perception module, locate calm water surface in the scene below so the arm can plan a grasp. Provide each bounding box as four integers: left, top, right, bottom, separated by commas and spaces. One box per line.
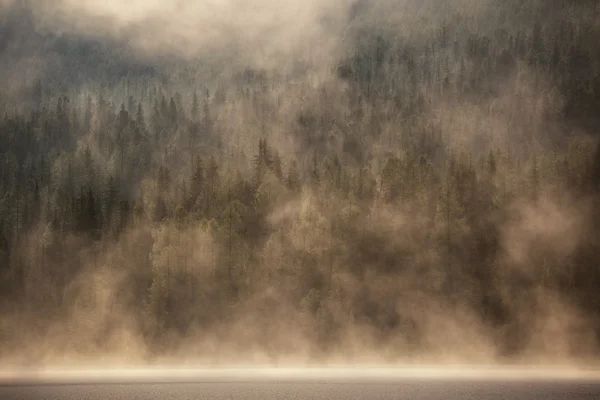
2, 379, 600, 400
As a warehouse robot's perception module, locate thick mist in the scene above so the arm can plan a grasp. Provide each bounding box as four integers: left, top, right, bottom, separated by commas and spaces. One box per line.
16, 0, 349, 70
1, 0, 600, 371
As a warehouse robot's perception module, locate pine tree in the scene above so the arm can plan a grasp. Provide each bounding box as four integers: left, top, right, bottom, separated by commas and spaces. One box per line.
286, 160, 300, 192
189, 156, 204, 211
191, 91, 199, 122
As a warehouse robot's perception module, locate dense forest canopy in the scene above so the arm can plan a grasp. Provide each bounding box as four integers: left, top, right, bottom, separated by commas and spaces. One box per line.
1, 0, 600, 366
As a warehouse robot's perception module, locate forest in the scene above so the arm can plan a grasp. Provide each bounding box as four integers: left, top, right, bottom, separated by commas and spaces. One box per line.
1, 0, 600, 365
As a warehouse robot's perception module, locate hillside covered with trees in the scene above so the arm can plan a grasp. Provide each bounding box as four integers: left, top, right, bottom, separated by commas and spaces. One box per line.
1, 0, 600, 365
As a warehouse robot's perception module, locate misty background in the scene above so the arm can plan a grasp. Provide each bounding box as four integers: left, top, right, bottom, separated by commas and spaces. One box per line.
1, 0, 600, 367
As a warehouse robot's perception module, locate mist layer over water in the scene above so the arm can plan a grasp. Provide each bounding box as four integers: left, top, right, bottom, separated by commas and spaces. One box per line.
3, 366, 600, 385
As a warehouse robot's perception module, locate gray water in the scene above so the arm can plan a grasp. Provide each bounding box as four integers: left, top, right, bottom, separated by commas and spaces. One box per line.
2, 380, 600, 400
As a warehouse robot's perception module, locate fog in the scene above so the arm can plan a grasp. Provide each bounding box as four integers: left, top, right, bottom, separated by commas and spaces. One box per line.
16, 0, 349, 70
1, 0, 600, 374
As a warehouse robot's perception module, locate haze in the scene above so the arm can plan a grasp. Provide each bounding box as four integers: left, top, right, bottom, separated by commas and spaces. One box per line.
1, 0, 600, 375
